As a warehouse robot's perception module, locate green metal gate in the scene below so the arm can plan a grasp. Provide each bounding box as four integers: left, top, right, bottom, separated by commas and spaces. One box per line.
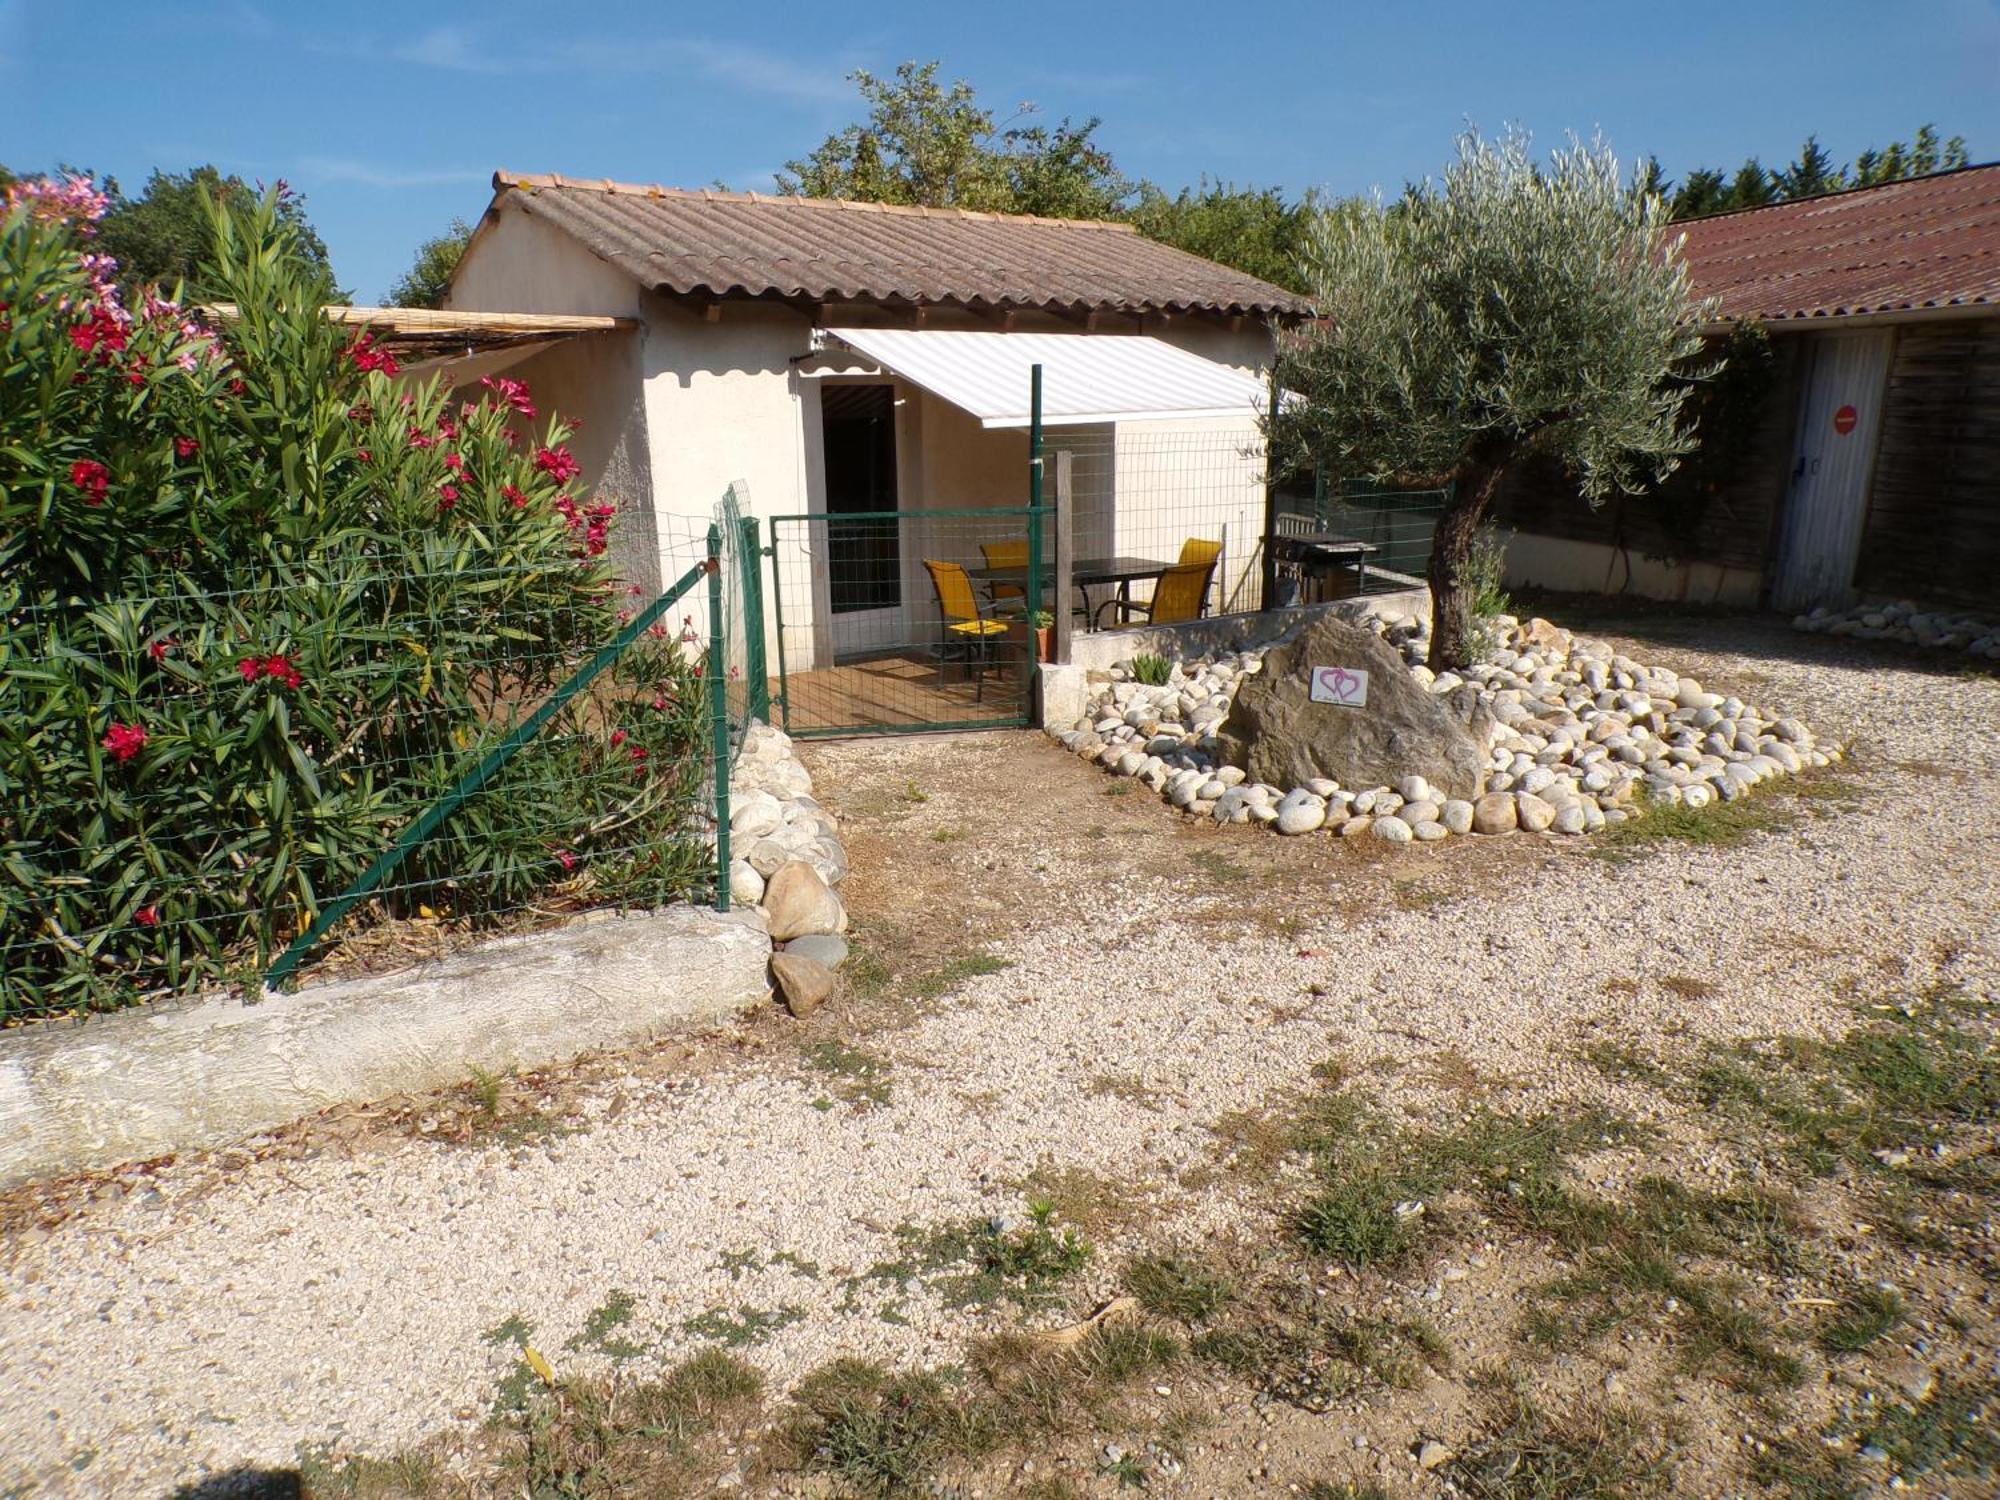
763, 504, 1046, 737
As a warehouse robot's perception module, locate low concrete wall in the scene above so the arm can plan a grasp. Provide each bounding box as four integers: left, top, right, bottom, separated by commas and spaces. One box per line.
1504, 531, 1764, 608
1040, 591, 1429, 730
0, 907, 771, 1188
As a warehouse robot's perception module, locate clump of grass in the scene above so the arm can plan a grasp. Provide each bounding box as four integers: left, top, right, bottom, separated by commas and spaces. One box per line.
909, 950, 1011, 1001
1129, 652, 1171, 686
1301, 1483, 1392, 1500
779, 1359, 997, 1497
1450, 1379, 1674, 1498
1514, 1174, 1810, 1389
509, 1350, 765, 1498
295, 1447, 442, 1499
1125, 1252, 1236, 1323
1691, 988, 1997, 1190
1292, 1086, 1619, 1270
467, 1064, 506, 1117
931, 825, 965, 841
1819, 1285, 1904, 1354
980, 1321, 1185, 1437
1590, 795, 1787, 856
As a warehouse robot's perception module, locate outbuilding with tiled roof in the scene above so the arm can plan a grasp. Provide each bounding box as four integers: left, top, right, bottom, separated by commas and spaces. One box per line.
1498, 163, 2000, 614
438, 171, 1302, 698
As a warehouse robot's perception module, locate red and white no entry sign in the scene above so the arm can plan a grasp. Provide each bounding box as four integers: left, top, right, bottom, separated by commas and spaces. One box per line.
1833, 404, 1858, 435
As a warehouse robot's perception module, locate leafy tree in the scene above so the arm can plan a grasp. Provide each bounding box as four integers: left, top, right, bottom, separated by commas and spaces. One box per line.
388, 216, 473, 308
1664, 125, 1972, 218
1127, 179, 1317, 291
1725, 159, 1777, 211
1773, 135, 1843, 200
91, 166, 335, 298
776, 60, 1128, 219
1854, 125, 1969, 186
1273, 131, 1712, 667
1669, 167, 1730, 219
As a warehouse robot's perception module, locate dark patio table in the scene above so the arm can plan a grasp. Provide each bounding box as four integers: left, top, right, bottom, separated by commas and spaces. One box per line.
967, 554, 1175, 627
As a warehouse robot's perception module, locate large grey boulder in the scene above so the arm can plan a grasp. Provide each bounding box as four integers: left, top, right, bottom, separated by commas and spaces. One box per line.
1217, 615, 1484, 800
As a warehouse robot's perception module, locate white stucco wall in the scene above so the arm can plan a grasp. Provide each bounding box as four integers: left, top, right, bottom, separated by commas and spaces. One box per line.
443, 205, 661, 588
448, 205, 645, 319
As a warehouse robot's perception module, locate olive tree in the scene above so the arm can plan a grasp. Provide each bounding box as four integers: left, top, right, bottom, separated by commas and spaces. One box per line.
1273, 130, 1714, 667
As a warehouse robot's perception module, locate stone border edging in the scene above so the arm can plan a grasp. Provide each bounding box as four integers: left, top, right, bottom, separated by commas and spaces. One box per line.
0, 906, 771, 1188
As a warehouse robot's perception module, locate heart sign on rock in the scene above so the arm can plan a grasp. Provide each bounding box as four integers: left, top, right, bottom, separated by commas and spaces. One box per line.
1310, 665, 1369, 706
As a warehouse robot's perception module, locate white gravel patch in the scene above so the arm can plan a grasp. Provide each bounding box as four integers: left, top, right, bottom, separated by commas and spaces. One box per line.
2, 617, 1996, 1496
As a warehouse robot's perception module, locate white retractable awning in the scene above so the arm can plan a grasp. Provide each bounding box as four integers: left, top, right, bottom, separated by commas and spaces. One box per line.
819, 326, 1268, 429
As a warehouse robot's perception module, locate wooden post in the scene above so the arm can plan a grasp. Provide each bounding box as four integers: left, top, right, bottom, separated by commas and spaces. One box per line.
1052, 450, 1076, 664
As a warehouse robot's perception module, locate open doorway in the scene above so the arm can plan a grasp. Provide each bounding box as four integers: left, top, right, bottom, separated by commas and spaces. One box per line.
819, 383, 902, 658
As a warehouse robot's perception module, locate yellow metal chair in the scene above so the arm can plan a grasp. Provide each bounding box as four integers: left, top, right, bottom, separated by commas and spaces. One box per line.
1178, 537, 1223, 614
923, 558, 1010, 701
1095, 549, 1220, 630
978, 540, 1028, 614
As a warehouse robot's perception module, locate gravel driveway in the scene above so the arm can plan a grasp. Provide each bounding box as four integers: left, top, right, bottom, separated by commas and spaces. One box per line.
2, 612, 1995, 1497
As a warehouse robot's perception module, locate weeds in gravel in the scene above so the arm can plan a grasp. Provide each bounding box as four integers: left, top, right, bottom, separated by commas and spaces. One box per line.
295, 1446, 442, 1498
1125, 1252, 1237, 1323
1841, 1372, 2000, 1482
863, 1201, 1091, 1312
566, 1289, 643, 1361
778, 1359, 998, 1497
1300, 1483, 1392, 1500
681, 1303, 804, 1348
1016, 1161, 1157, 1238
800, 1039, 894, 1107
509, 1349, 765, 1497
1514, 1173, 1811, 1389
909, 949, 1011, 1000
1818, 1285, 1905, 1354
1589, 794, 1787, 857
1601, 986, 1998, 1242
1449, 1379, 1673, 1498
1189, 849, 1249, 885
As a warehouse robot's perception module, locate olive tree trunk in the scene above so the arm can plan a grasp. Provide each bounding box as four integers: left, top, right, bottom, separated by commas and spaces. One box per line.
1425, 459, 1510, 669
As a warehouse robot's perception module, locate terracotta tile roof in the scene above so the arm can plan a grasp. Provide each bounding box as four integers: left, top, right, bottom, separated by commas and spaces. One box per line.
486, 171, 1312, 320
1676, 163, 2000, 323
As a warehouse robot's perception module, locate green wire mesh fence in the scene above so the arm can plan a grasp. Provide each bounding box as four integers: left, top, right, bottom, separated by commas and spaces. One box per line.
1, 525, 737, 1020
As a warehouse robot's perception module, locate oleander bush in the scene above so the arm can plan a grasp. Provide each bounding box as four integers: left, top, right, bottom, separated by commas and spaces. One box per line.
0, 178, 708, 1019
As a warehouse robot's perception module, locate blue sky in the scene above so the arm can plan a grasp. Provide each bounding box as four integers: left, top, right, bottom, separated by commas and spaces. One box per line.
4, 0, 1997, 301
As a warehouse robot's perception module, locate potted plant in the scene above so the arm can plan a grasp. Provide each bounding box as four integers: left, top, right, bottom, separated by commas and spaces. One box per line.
1007, 608, 1058, 665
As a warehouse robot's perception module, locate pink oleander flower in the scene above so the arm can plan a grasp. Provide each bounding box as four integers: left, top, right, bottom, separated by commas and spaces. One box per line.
70, 458, 110, 504
346, 332, 400, 376
102, 720, 147, 763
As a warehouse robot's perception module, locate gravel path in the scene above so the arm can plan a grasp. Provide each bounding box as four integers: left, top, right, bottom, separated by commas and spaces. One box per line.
2, 615, 1996, 1497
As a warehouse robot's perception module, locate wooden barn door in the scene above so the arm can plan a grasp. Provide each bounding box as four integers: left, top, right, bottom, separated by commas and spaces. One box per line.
1771, 329, 1894, 612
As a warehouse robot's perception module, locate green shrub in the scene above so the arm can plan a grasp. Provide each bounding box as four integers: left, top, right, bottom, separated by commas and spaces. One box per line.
0, 179, 708, 1017
1129, 652, 1171, 686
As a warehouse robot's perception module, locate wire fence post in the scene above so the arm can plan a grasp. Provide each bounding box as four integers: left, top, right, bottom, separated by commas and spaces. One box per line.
741, 513, 770, 726
707, 522, 732, 913
766, 520, 792, 734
